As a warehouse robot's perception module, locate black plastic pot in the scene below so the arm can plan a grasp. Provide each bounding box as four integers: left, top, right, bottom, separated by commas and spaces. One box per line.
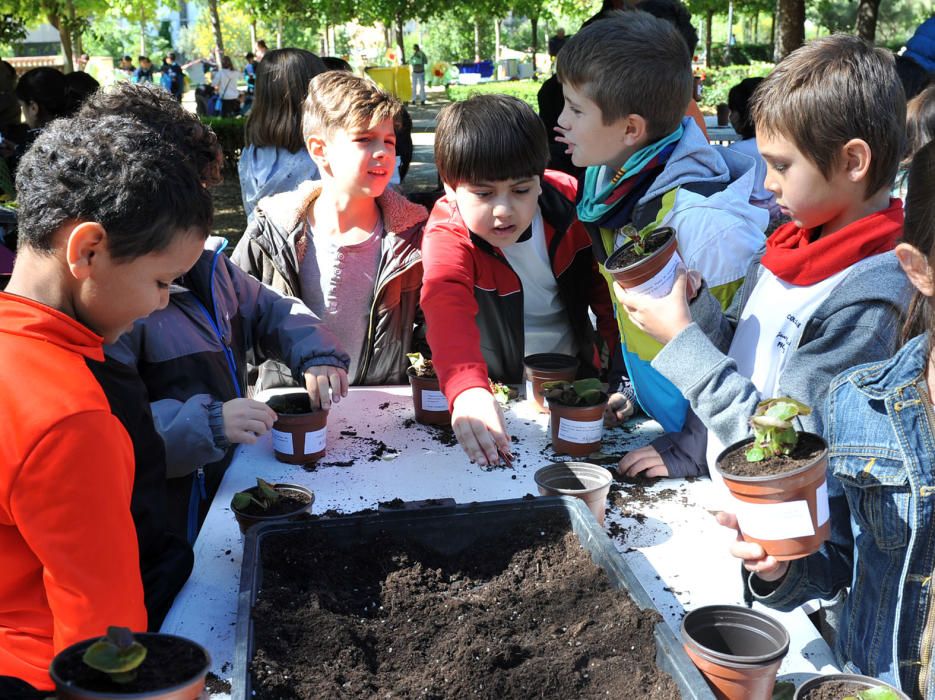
794, 673, 910, 700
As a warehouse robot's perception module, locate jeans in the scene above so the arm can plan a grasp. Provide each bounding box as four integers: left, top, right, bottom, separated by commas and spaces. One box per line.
413, 71, 426, 103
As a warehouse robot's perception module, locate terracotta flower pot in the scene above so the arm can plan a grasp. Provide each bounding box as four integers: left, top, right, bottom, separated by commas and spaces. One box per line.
230, 483, 314, 534
266, 392, 328, 465
681, 605, 789, 700
523, 353, 579, 413
604, 226, 681, 298
715, 435, 830, 561
546, 395, 607, 457
50, 632, 210, 700
534, 462, 613, 526
794, 673, 910, 700
407, 369, 451, 425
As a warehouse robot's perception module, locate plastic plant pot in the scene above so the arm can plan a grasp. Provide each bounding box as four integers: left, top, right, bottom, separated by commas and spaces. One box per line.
681, 605, 789, 700
534, 462, 613, 526
546, 395, 608, 457
231, 483, 314, 534
523, 353, 580, 413
50, 632, 211, 700
407, 369, 450, 425
604, 227, 681, 298
266, 392, 328, 465
794, 673, 910, 700
715, 435, 830, 561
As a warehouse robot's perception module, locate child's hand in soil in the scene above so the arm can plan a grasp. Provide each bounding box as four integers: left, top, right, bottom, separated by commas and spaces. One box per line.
304, 365, 349, 410
617, 445, 669, 478
604, 391, 635, 427
716, 511, 789, 582
223, 398, 277, 444
613, 266, 701, 345
451, 387, 512, 467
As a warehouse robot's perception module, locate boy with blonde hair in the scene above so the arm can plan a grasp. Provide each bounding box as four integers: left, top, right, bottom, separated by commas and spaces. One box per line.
234, 71, 428, 387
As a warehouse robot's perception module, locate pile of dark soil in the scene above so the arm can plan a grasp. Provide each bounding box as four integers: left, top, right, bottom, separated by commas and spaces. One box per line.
249, 518, 679, 699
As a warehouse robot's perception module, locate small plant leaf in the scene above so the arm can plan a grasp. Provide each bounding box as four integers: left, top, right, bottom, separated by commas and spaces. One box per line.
745, 445, 765, 462
406, 352, 424, 368
572, 378, 603, 394
231, 492, 256, 511
771, 681, 795, 700
82, 628, 147, 683
541, 380, 568, 392
578, 389, 604, 405
256, 478, 280, 503
855, 689, 900, 700
751, 415, 791, 429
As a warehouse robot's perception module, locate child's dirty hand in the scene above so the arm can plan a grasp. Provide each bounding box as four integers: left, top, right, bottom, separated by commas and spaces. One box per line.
613, 265, 695, 344
222, 398, 277, 444
617, 445, 669, 478
304, 365, 349, 411
451, 387, 512, 467
715, 511, 789, 582
604, 391, 635, 427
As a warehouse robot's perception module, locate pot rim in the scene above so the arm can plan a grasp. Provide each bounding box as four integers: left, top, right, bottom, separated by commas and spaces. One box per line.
681, 604, 790, 667
714, 434, 828, 483
534, 462, 613, 495
604, 226, 676, 274
794, 672, 910, 700
230, 483, 315, 519
50, 632, 212, 698
265, 391, 327, 417
522, 352, 580, 371
545, 393, 609, 410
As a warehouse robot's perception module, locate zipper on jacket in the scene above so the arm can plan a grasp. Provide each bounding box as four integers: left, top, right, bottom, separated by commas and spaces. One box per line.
186, 467, 208, 545
194, 243, 242, 398
915, 379, 935, 696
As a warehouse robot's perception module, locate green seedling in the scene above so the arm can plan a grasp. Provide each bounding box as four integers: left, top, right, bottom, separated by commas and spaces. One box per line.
82, 626, 147, 684
620, 223, 659, 259
406, 352, 437, 378
541, 378, 605, 407
745, 397, 812, 462
843, 688, 901, 700
231, 477, 281, 512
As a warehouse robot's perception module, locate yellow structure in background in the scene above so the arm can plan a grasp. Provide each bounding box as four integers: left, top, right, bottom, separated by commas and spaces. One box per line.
364, 65, 413, 102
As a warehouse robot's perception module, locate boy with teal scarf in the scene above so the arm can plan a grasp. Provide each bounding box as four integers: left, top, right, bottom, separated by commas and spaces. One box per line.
556, 11, 766, 434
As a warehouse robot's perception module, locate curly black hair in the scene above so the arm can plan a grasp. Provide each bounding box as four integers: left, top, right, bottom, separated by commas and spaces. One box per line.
78, 82, 224, 187
16, 113, 213, 260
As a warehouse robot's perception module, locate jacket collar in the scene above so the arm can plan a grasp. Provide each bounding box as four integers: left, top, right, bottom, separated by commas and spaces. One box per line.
0, 291, 104, 361
847, 333, 929, 399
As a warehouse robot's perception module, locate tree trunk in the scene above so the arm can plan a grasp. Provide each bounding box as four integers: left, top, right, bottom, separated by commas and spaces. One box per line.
65, 0, 83, 64
495, 18, 501, 63
530, 15, 539, 78
139, 5, 146, 55
474, 18, 480, 63
276, 15, 283, 48
704, 10, 713, 67
396, 13, 405, 64
49, 12, 74, 73
323, 22, 331, 55
774, 0, 804, 61
855, 0, 881, 42
725, 0, 734, 62
250, 18, 257, 48
753, 10, 759, 44
770, 4, 776, 47
208, 0, 224, 53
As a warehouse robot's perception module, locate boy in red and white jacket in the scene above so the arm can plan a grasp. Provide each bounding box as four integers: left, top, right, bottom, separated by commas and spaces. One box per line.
421, 94, 617, 467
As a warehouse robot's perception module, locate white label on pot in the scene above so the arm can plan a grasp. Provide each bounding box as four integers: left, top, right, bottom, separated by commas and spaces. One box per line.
421, 389, 448, 412
272, 429, 293, 455
815, 479, 829, 527
557, 417, 604, 444
304, 427, 327, 453
626, 250, 683, 299
525, 380, 535, 402
732, 497, 815, 540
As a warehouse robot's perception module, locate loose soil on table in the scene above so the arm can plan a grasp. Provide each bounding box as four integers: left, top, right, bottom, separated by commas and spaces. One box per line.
237, 488, 312, 517
606, 229, 673, 270
250, 518, 679, 699
718, 433, 826, 477
800, 680, 867, 700
53, 635, 207, 693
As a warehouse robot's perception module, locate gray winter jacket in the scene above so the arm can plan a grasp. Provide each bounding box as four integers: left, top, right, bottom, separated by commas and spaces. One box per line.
649, 249, 911, 476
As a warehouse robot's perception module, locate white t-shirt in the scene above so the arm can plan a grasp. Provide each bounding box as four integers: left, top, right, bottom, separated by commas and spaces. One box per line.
212, 69, 240, 99
501, 211, 576, 357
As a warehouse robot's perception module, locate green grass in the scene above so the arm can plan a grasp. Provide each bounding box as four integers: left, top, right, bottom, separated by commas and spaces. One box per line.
445, 80, 542, 109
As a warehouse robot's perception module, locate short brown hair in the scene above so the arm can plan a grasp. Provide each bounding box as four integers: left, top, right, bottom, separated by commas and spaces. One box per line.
434, 94, 548, 186
556, 11, 692, 138
752, 34, 906, 198
302, 72, 402, 142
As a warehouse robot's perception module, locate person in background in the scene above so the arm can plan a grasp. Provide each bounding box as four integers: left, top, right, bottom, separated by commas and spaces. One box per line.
116, 55, 135, 78
63, 70, 99, 114
182, 54, 216, 116
133, 56, 154, 84
75, 53, 89, 72
254, 39, 268, 62
160, 51, 184, 101
242, 51, 257, 114
548, 28, 568, 63
238, 48, 327, 223
410, 44, 427, 105
0, 61, 21, 140
211, 54, 241, 117
894, 84, 935, 200
12, 68, 71, 163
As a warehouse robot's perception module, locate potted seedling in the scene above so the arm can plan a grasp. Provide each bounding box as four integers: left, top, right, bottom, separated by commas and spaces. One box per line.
522, 353, 579, 413
50, 625, 210, 700
794, 674, 909, 700
489, 379, 517, 405
230, 477, 315, 533
543, 378, 608, 457
406, 353, 451, 425
715, 397, 830, 560
603, 224, 681, 298
266, 391, 328, 464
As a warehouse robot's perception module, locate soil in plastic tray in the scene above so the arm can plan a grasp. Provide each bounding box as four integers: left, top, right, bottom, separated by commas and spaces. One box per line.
250, 518, 679, 699
238, 488, 312, 517
719, 433, 826, 478
608, 229, 673, 270
54, 635, 206, 693
800, 681, 869, 700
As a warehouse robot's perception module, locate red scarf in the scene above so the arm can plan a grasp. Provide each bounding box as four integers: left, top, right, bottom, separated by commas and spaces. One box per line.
761, 199, 904, 285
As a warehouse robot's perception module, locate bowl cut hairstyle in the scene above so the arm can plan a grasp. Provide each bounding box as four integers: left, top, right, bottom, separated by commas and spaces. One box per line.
16, 114, 213, 260
752, 34, 906, 199
302, 71, 402, 142
557, 11, 692, 139
434, 94, 549, 187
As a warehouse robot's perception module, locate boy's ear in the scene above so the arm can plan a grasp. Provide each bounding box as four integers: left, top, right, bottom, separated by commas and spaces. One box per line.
895, 242, 935, 297
65, 222, 108, 281
620, 114, 650, 147
840, 138, 873, 184
306, 135, 328, 168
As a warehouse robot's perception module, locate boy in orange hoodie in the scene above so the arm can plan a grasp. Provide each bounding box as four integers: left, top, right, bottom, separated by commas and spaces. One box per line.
0, 113, 212, 692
